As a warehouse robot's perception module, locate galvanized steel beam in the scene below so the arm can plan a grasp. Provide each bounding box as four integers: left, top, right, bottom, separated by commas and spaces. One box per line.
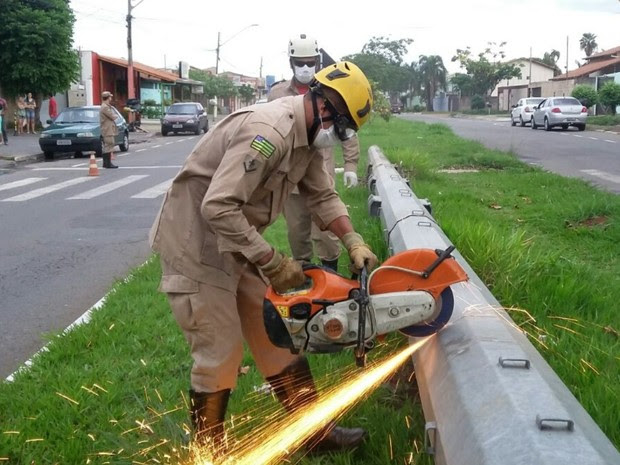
367, 145, 619, 465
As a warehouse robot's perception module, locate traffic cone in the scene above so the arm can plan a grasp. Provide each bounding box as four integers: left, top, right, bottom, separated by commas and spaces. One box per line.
88, 153, 99, 176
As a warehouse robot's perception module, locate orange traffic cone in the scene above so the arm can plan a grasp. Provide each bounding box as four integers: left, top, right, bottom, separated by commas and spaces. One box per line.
88, 153, 99, 176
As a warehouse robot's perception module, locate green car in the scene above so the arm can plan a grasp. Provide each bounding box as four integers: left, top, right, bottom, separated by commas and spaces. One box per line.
39, 105, 129, 160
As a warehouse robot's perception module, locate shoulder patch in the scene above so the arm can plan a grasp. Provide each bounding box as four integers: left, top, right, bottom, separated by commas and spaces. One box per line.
250, 135, 276, 159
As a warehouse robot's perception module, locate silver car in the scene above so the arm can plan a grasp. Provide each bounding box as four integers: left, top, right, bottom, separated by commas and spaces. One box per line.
510, 97, 545, 126
531, 97, 587, 131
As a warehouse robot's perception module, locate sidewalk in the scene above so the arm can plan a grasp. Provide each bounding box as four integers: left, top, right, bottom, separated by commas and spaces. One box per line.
0, 125, 160, 171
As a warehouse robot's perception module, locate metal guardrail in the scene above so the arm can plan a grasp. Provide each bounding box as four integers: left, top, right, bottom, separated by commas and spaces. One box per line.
366, 145, 619, 465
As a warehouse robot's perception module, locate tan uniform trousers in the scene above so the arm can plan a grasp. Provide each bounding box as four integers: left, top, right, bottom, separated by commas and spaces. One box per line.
103, 135, 116, 154
160, 259, 298, 393
283, 149, 341, 263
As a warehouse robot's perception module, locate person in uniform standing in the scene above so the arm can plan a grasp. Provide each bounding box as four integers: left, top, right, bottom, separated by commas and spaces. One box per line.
99, 91, 118, 169
150, 61, 377, 452
268, 34, 360, 272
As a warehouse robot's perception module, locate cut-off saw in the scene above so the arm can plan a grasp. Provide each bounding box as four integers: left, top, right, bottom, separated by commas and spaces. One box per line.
264, 246, 468, 366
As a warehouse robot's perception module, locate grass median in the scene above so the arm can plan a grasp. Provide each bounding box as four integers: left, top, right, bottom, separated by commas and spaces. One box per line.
1, 117, 618, 464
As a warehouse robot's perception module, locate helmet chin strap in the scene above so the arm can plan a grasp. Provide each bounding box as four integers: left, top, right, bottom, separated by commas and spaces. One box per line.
308, 91, 334, 144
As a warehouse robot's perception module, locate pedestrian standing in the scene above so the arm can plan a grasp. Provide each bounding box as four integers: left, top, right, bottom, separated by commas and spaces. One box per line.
48, 94, 58, 119
25, 92, 36, 134
0, 96, 8, 144
268, 34, 361, 272
99, 91, 118, 169
150, 61, 376, 452
16, 96, 26, 135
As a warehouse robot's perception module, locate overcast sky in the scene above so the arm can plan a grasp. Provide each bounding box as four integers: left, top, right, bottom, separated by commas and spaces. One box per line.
71, 0, 620, 81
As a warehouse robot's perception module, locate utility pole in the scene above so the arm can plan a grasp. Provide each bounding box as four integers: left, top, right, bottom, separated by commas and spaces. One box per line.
528, 46, 532, 97
566, 35, 569, 75
215, 32, 221, 75
126, 0, 144, 100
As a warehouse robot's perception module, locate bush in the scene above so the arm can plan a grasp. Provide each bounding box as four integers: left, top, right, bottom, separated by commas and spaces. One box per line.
142, 99, 157, 106
471, 95, 485, 110
412, 104, 425, 112
571, 85, 598, 108
598, 82, 620, 115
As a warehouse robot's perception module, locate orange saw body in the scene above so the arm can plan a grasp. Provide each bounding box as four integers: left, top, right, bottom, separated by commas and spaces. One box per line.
263, 247, 468, 364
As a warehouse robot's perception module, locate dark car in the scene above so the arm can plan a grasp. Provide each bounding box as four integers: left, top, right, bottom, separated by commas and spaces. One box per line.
391, 102, 403, 114
39, 106, 129, 160
161, 102, 208, 136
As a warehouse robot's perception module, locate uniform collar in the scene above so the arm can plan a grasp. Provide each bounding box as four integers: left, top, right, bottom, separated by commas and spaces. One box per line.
292, 94, 309, 148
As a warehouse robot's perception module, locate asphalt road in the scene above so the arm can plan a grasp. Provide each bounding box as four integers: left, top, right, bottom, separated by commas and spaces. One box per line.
0, 134, 201, 378
400, 114, 620, 194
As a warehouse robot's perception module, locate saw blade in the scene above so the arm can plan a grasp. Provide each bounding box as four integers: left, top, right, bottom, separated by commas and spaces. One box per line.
398, 287, 454, 337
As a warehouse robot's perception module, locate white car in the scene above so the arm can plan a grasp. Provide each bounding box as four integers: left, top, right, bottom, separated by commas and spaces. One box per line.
510, 98, 545, 126
531, 97, 587, 131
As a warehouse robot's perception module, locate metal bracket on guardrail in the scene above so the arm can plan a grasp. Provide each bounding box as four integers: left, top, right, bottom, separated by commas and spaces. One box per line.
536, 415, 574, 432
499, 357, 531, 369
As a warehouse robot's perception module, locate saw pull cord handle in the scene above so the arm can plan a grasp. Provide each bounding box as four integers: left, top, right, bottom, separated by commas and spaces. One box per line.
354, 265, 369, 367
421, 245, 456, 279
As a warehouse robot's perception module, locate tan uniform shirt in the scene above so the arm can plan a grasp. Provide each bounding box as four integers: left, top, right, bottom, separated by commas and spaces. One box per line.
149, 95, 348, 290
100, 102, 118, 137
268, 79, 359, 173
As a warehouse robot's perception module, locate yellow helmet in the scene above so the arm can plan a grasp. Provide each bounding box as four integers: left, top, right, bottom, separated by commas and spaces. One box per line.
313, 61, 373, 130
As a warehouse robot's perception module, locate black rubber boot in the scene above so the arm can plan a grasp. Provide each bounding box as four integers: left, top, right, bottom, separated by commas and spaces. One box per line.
102, 153, 118, 169
320, 258, 339, 272
266, 357, 366, 453
189, 389, 231, 452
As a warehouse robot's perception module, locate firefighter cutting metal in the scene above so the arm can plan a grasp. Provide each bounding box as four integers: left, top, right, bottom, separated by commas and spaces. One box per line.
264, 246, 468, 366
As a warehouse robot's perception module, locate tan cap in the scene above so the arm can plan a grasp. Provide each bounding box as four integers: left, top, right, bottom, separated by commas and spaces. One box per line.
101, 91, 113, 99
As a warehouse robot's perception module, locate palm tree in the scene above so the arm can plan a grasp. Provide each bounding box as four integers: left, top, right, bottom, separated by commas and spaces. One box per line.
541, 49, 561, 76
579, 33, 598, 57
418, 55, 447, 111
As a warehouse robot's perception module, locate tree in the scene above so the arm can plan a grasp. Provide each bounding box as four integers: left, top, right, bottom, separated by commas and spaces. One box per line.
571, 85, 598, 108
451, 43, 521, 97
189, 69, 238, 99
598, 82, 620, 115
579, 33, 598, 57
0, 0, 80, 119
343, 36, 414, 97
418, 55, 447, 111
541, 50, 562, 76
238, 84, 255, 106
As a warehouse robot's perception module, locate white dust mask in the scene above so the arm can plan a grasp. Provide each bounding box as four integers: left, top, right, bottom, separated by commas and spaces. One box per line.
312, 124, 339, 149
294, 65, 314, 84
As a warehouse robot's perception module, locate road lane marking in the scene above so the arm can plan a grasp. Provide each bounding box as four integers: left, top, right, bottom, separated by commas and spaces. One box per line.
165, 142, 174, 145
67, 175, 149, 199
153, 144, 162, 148
574, 135, 583, 138
131, 179, 173, 199
581, 169, 620, 184
0, 177, 47, 192
2, 177, 94, 201
589, 137, 598, 140
136, 148, 146, 152
604, 140, 617, 144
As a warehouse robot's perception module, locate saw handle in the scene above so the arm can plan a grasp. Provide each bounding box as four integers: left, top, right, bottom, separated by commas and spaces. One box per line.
354, 266, 369, 367
421, 245, 456, 279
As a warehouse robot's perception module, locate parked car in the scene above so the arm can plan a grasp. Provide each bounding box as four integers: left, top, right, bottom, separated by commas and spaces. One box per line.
161, 102, 208, 136
510, 97, 545, 126
39, 106, 129, 160
391, 102, 403, 114
531, 97, 587, 131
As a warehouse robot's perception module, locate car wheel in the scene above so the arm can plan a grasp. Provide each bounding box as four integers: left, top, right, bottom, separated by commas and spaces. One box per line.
161, 128, 168, 136
577, 124, 586, 131
531, 118, 538, 129
119, 132, 129, 152
511, 116, 516, 127
74, 151, 84, 158
544, 117, 552, 131
561, 124, 568, 131
44, 151, 54, 161
95, 137, 103, 157
195, 127, 201, 135
519, 116, 525, 127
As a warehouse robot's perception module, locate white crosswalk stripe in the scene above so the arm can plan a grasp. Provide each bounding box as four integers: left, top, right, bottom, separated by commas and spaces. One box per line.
67, 175, 149, 199
2, 177, 95, 202
580, 169, 620, 184
131, 179, 172, 199
0, 177, 46, 193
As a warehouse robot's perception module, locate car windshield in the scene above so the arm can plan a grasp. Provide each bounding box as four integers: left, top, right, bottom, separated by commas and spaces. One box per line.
167, 104, 197, 115
553, 98, 580, 106
55, 108, 99, 124
526, 99, 544, 105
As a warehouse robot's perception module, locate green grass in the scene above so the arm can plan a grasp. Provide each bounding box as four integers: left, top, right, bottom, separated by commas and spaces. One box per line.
587, 114, 620, 126
1, 116, 618, 464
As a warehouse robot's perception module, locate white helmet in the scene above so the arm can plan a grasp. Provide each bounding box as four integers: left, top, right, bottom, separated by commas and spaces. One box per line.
288, 34, 319, 58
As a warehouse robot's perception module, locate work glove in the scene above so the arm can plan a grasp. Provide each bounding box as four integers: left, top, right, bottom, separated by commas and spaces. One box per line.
343, 171, 358, 188
342, 232, 378, 271
259, 250, 306, 294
